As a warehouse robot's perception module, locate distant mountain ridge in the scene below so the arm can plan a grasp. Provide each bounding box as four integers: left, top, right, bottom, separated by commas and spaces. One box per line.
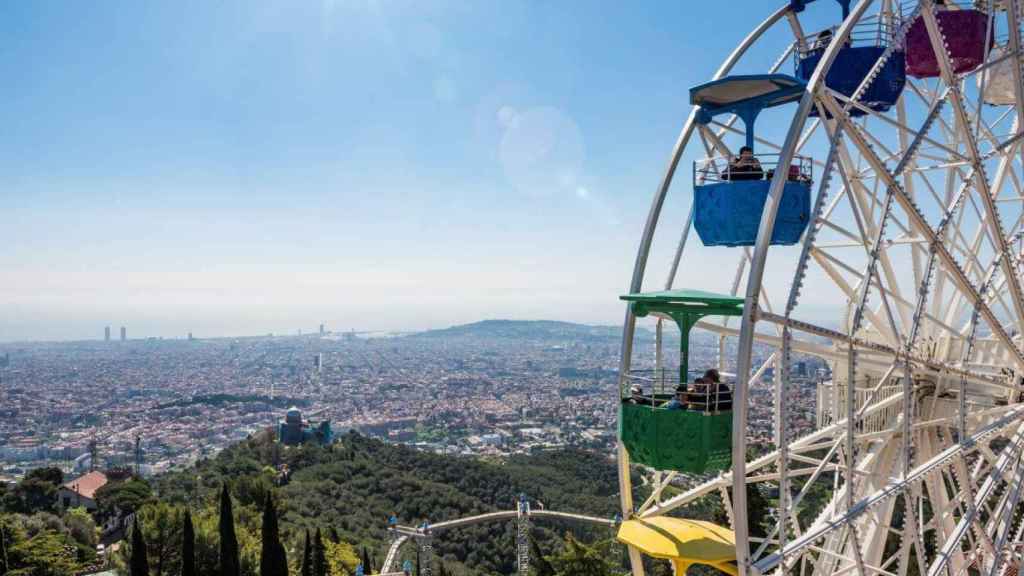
411, 319, 635, 341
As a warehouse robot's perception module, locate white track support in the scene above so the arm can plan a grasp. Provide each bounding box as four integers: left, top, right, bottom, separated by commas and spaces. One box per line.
516, 499, 530, 576
382, 535, 408, 575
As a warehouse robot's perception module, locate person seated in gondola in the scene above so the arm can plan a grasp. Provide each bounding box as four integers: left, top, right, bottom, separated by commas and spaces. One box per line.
663, 383, 689, 410
687, 377, 713, 411
809, 27, 850, 55
626, 384, 652, 406
724, 146, 764, 181
703, 369, 733, 412
812, 28, 833, 53
766, 164, 808, 183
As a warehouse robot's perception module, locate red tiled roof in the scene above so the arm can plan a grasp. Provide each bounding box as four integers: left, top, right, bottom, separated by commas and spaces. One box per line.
63, 471, 108, 500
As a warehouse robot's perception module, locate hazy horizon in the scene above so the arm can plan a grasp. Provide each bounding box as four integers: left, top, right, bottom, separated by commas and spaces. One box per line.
2, 2, 836, 342
0, 316, 630, 345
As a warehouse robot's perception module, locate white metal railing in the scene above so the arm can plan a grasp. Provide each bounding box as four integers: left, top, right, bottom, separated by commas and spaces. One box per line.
817, 380, 903, 433
694, 153, 813, 186
797, 12, 903, 59
624, 369, 734, 413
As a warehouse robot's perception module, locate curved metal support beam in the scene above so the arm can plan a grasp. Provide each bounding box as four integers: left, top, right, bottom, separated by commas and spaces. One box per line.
731, 3, 878, 574
615, 4, 793, 575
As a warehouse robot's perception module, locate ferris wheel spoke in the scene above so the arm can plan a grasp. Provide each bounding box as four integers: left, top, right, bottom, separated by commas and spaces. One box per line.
828, 90, 964, 160
915, 2, 1024, 339
985, 461, 1024, 576
778, 130, 845, 565
829, 149, 909, 342
819, 92, 1024, 369
926, 422, 1024, 576
644, 394, 908, 521
755, 407, 1024, 576
810, 245, 966, 349
1005, 0, 1024, 172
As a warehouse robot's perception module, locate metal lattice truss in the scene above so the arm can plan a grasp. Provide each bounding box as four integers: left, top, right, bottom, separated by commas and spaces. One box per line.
617, 1, 1024, 576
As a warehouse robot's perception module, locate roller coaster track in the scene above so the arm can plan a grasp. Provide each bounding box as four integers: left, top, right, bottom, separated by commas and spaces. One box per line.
380, 509, 618, 574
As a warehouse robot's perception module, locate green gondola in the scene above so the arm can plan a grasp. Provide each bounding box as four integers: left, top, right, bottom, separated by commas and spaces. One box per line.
619, 289, 743, 474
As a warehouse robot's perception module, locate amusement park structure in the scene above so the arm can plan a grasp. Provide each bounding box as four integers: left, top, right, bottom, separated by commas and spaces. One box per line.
378, 1, 1024, 575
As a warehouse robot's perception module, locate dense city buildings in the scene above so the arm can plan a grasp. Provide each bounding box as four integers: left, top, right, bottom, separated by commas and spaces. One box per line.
0, 321, 827, 482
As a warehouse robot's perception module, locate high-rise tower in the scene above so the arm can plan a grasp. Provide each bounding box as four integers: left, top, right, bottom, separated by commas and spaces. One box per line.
120, 326, 126, 341
104, 326, 111, 342
134, 435, 142, 476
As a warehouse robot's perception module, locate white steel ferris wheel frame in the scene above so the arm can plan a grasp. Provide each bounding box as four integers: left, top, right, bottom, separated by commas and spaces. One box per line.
615, 2, 1024, 576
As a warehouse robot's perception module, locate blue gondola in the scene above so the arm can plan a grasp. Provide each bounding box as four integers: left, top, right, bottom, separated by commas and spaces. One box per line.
694, 179, 811, 247
690, 74, 813, 247
797, 47, 906, 117
791, 0, 905, 117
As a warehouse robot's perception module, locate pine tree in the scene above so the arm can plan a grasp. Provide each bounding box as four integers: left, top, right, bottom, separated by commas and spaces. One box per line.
260, 493, 289, 576
312, 528, 327, 576
529, 535, 555, 576
300, 530, 313, 576
218, 483, 240, 576
182, 510, 196, 576
130, 516, 150, 576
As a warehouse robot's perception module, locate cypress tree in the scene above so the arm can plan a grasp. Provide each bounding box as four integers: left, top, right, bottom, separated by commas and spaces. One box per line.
182, 510, 196, 576
361, 547, 372, 573
1, 517, 9, 576
312, 528, 327, 576
300, 530, 313, 576
260, 493, 289, 576
130, 516, 150, 576
218, 483, 240, 576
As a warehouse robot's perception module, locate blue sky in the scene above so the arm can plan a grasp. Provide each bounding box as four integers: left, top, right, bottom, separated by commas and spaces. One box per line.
1, 1, 832, 342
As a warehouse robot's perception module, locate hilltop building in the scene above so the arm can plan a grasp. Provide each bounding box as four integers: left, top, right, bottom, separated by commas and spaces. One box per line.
278, 407, 333, 446
58, 470, 108, 511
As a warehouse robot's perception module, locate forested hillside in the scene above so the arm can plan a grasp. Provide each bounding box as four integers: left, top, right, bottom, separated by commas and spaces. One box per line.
0, 429, 783, 575
148, 430, 640, 575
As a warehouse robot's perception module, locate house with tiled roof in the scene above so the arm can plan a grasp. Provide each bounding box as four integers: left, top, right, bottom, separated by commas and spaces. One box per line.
58, 470, 108, 511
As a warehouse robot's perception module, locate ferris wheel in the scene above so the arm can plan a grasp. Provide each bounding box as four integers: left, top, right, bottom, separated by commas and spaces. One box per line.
615, 1, 1024, 576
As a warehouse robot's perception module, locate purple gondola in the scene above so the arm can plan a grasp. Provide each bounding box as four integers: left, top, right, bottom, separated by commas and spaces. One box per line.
905, 8, 992, 78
